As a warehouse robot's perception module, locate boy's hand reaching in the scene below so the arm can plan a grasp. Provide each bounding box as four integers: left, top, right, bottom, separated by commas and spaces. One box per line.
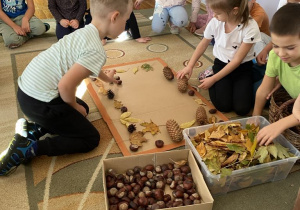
12, 25, 27, 36
70, 19, 79, 29
21, 17, 31, 33
60, 19, 70, 28
256, 49, 268, 65
256, 122, 284, 146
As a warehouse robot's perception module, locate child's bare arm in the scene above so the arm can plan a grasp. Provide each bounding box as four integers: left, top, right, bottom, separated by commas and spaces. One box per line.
98, 70, 118, 83
199, 42, 253, 89
257, 114, 299, 145
58, 63, 91, 116
0, 4, 26, 35
22, 0, 35, 32
177, 38, 211, 79
293, 95, 300, 122
252, 75, 276, 116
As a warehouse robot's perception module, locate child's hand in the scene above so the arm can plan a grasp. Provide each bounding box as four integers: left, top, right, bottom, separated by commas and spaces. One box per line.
105, 69, 118, 83
199, 76, 216, 90
256, 49, 268, 65
21, 17, 30, 33
177, 67, 192, 79
188, 22, 196, 33
12, 25, 26, 36
134, 0, 143, 9
70, 19, 79, 29
256, 122, 284, 146
60, 19, 70, 28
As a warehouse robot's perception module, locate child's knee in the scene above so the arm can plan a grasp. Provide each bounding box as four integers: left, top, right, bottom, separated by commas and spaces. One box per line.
172, 19, 188, 27
152, 24, 165, 33
30, 18, 46, 36
4, 33, 25, 47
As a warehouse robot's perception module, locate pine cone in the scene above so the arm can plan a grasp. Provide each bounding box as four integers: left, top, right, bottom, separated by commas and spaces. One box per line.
177, 76, 188, 93
166, 119, 183, 142
196, 106, 207, 125
163, 66, 174, 80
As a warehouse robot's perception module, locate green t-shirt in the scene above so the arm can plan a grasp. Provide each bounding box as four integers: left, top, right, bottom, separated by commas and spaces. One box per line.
265, 50, 300, 98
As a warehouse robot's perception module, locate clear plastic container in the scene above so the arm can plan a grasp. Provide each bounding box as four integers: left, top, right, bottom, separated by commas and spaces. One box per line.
183, 116, 300, 195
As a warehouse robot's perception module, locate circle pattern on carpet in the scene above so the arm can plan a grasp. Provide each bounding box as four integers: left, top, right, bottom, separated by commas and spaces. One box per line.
183, 60, 203, 68
146, 44, 168, 53
106, 49, 125, 59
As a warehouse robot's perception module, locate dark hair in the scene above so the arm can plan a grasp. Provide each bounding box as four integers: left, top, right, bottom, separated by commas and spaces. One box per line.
206, 0, 250, 26
270, 3, 300, 36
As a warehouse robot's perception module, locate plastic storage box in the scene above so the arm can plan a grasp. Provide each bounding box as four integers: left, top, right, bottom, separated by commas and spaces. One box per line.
183, 116, 300, 196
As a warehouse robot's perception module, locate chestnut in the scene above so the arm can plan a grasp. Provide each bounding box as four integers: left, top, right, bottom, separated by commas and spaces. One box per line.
129, 201, 138, 209
138, 197, 148, 206
109, 204, 118, 210
180, 165, 191, 174
153, 189, 164, 201
183, 180, 194, 190
118, 201, 129, 210
157, 201, 166, 208
144, 164, 154, 171
163, 194, 171, 203
133, 166, 141, 174
115, 76, 120, 80
121, 106, 128, 113
117, 80, 122, 85
183, 199, 193, 206
188, 90, 195, 96
107, 187, 118, 197
155, 140, 164, 148
109, 197, 119, 205
209, 108, 217, 114
156, 180, 165, 189
172, 190, 184, 198
129, 144, 139, 152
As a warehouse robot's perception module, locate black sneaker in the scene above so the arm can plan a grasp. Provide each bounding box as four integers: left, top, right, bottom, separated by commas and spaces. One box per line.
0, 134, 37, 176
44, 23, 50, 32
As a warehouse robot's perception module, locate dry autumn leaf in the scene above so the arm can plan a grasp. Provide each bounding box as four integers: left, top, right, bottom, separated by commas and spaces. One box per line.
129, 131, 147, 146
120, 112, 132, 120
116, 69, 127, 73
180, 119, 196, 129
140, 120, 160, 135
194, 98, 206, 106
114, 100, 123, 109
132, 67, 139, 74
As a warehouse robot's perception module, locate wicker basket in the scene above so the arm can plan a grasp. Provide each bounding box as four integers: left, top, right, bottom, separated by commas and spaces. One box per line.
269, 88, 300, 150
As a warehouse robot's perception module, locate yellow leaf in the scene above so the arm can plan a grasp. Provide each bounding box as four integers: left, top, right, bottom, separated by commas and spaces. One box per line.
132, 67, 139, 74
194, 98, 206, 105
125, 117, 141, 123
116, 69, 127, 73
120, 119, 127, 125
114, 100, 123, 109
180, 119, 196, 129
120, 112, 131, 120
140, 120, 160, 135
244, 138, 253, 153
196, 141, 206, 158
250, 137, 257, 157
129, 131, 147, 146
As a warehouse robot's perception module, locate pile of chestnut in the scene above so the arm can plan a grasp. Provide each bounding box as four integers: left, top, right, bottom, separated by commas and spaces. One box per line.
106, 161, 201, 210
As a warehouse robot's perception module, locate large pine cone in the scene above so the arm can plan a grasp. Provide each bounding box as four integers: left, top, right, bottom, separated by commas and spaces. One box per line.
163, 66, 174, 80
177, 76, 188, 93
196, 106, 207, 125
166, 119, 183, 142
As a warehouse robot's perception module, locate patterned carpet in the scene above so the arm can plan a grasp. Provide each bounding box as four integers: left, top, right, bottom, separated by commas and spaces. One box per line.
0, 10, 299, 210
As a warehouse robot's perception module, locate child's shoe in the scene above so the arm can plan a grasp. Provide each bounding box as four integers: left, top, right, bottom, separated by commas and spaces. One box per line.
198, 66, 214, 80
44, 23, 50, 32
0, 133, 37, 176
194, 26, 206, 36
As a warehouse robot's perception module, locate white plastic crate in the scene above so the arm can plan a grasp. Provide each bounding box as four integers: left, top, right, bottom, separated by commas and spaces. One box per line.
184, 116, 300, 195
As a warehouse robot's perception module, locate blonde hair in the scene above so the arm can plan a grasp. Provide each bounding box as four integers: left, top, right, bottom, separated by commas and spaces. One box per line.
90, 0, 131, 18
206, 0, 250, 26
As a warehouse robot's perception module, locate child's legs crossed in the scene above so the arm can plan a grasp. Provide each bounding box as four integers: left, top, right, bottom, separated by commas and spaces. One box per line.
0, 17, 29, 47
28, 16, 46, 36
168, 6, 188, 27
152, 7, 169, 33
17, 88, 100, 156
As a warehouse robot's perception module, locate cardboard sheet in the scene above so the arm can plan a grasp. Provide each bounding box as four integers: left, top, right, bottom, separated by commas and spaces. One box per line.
86, 58, 228, 156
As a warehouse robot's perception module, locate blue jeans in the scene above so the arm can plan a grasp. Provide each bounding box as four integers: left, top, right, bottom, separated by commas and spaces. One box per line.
152, 5, 188, 33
